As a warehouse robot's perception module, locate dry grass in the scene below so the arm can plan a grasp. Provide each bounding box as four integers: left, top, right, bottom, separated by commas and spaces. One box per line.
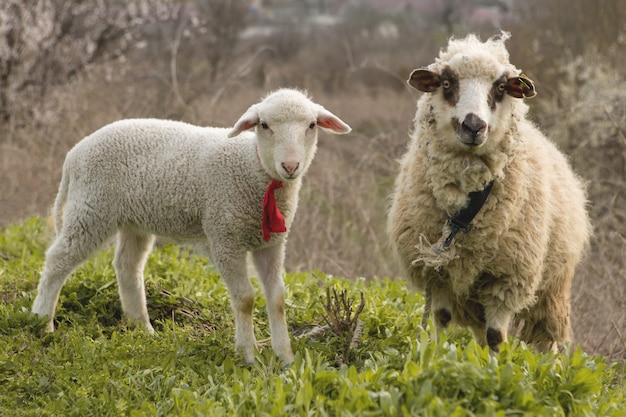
0, 9, 624, 360
538, 53, 626, 359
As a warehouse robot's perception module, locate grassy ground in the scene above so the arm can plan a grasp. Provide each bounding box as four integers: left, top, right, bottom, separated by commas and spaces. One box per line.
1, 218, 624, 416
1, 0, 624, 364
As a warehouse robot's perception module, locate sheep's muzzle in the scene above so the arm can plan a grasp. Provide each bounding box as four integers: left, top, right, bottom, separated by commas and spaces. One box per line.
453, 113, 487, 146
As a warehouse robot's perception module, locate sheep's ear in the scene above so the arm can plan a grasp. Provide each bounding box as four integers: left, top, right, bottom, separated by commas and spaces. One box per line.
408, 69, 441, 92
228, 105, 258, 138
316, 107, 351, 134
506, 73, 537, 99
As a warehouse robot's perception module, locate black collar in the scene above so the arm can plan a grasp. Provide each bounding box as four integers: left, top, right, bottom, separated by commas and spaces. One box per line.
442, 180, 494, 248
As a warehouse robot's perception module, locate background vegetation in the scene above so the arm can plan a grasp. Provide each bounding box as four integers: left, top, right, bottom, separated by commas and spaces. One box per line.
0, 0, 624, 365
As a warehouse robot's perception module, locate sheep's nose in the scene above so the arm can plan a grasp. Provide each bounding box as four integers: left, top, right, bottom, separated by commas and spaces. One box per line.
461, 113, 487, 138
281, 162, 299, 177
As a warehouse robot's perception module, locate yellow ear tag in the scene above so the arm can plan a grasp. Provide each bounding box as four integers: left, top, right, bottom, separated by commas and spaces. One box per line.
518, 73, 537, 98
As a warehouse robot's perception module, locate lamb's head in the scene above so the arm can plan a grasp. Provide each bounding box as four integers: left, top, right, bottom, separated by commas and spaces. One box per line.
408, 33, 535, 152
228, 89, 351, 181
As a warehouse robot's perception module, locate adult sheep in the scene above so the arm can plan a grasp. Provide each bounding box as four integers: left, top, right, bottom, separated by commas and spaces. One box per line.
387, 33, 591, 353
31, 88, 351, 365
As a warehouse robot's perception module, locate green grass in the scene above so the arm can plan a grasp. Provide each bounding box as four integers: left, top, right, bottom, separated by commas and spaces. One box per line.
1, 217, 624, 416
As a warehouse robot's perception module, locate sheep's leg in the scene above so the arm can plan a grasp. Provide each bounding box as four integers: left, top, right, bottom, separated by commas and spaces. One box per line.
113, 229, 155, 333
252, 244, 294, 365
520, 283, 572, 353
213, 248, 257, 363
470, 326, 487, 347
482, 301, 513, 353
32, 238, 84, 331
32, 210, 115, 331
431, 284, 454, 330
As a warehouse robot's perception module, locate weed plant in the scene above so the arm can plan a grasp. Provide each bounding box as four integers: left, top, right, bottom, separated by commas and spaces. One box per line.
1, 218, 624, 416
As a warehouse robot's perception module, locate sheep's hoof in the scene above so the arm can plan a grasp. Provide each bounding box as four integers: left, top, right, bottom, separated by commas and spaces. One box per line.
535, 340, 561, 354
549, 341, 560, 353
486, 327, 503, 352
434, 308, 452, 328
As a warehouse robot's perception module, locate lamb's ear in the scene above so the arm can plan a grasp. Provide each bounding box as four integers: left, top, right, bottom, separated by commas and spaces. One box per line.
505, 73, 537, 99
228, 104, 259, 138
407, 68, 441, 92
316, 107, 351, 134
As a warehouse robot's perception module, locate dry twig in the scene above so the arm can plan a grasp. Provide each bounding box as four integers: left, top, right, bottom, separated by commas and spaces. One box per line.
321, 287, 365, 364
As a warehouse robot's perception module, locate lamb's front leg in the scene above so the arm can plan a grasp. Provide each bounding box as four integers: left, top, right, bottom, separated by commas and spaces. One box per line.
252, 244, 294, 365
213, 248, 257, 363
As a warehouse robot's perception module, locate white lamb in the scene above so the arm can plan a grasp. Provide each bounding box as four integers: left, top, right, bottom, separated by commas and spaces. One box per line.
31, 88, 351, 364
387, 33, 591, 353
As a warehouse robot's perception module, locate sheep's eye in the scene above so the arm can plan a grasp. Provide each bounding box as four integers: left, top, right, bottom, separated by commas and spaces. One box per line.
260, 121, 269, 129
442, 80, 451, 89
497, 82, 506, 92
309, 122, 316, 129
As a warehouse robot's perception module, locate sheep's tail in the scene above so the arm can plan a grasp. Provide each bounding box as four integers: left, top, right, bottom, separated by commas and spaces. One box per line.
51, 167, 70, 235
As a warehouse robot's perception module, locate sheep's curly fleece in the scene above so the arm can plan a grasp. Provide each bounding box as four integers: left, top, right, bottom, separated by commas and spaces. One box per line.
387, 34, 591, 351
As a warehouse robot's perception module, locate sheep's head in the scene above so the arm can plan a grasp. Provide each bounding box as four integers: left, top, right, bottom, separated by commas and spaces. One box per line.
408, 33, 535, 151
228, 89, 351, 181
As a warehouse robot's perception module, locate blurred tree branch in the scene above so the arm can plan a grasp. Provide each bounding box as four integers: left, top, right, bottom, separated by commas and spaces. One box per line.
0, 0, 179, 123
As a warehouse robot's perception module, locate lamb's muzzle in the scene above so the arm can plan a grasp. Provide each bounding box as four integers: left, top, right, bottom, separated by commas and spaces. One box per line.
281, 162, 299, 178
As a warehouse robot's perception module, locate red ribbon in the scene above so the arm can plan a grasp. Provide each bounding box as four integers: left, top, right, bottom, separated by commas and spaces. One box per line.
262, 179, 287, 241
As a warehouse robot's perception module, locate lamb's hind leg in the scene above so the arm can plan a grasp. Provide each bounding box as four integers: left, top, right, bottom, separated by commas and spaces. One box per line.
113, 228, 155, 332
32, 208, 115, 331
252, 244, 294, 365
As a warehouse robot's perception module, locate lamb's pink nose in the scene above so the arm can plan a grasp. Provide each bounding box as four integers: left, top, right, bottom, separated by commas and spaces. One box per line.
281, 162, 299, 177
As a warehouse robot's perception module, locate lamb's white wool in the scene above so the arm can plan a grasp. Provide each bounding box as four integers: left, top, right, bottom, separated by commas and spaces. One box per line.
387, 33, 591, 353
31, 88, 351, 364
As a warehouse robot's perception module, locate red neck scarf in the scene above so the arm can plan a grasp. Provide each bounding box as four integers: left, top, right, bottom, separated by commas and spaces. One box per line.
262, 179, 287, 241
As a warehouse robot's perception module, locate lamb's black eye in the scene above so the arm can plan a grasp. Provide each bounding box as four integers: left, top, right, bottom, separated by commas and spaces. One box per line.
309, 122, 316, 129
442, 80, 451, 89
260, 121, 269, 129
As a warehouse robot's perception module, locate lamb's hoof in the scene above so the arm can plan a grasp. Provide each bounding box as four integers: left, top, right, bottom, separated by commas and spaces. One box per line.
279, 351, 295, 367
43, 321, 55, 333
239, 348, 256, 365
143, 323, 155, 334
486, 327, 503, 352
123, 316, 155, 334
31, 312, 54, 334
